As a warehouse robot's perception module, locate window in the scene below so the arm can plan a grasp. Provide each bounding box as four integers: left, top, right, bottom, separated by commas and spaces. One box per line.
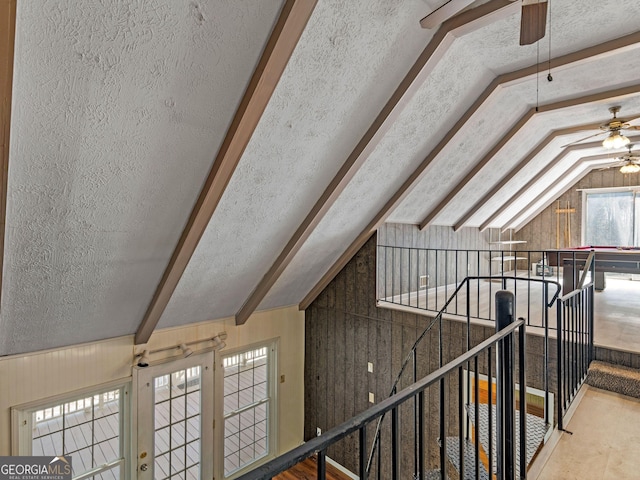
222, 343, 275, 477
584, 189, 636, 246
13, 384, 128, 480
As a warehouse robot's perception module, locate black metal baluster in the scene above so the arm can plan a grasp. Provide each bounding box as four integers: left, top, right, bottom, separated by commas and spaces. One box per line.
418, 390, 425, 480
557, 299, 564, 430
392, 407, 400, 480
518, 320, 527, 479
474, 356, 480, 480
359, 426, 367, 480
496, 290, 515, 480
459, 366, 465, 480
414, 350, 418, 478
317, 450, 326, 480
488, 347, 494, 478
440, 378, 446, 480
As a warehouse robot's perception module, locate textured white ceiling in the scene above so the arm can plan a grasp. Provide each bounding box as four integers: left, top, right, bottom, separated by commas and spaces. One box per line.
1, 0, 283, 355
157, 0, 434, 328
4, 0, 640, 355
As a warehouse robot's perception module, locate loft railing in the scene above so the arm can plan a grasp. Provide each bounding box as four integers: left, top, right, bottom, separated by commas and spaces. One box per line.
235, 253, 594, 479
377, 245, 583, 329
556, 252, 595, 430
365, 275, 561, 478
236, 292, 527, 480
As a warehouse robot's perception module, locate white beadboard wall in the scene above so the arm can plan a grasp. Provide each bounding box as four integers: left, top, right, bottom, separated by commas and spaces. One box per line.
0, 306, 305, 457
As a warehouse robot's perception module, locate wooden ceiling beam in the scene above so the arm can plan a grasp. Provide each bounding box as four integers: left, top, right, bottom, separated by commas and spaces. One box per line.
0, 0, 16, 307
417, 31, 640, 230
501, 154, 636, 231
135, 0, 318, 344
420, 85, 640, 230
479, 121, 640, 231
235, 0, 518, 324
299, 36, 640, 310
502, 138, 640, 232
452, 124, 601, 231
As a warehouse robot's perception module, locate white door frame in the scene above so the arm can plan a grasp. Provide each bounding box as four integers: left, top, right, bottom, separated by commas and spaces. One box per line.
133, 350, 214, 480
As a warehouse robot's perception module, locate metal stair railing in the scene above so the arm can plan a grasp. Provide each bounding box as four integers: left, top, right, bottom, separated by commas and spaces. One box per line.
557, 251, 595, 430
235, 299, 526, 480
366, 275, 561, 479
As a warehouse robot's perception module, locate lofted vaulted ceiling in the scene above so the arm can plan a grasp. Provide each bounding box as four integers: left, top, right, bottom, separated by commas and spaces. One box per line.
1, 0, 640, 355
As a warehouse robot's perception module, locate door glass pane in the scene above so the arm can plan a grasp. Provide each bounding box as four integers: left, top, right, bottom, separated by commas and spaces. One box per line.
154, 368, 201, 480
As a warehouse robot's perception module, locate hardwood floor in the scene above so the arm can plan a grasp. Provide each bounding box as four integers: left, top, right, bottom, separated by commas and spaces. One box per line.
274, 456, 353, 480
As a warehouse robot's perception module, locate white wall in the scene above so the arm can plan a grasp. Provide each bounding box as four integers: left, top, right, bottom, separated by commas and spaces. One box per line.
0, 306, 305, 464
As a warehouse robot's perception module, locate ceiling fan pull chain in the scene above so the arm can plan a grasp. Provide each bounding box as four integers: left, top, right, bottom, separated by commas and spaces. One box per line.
547, 0, 553, 82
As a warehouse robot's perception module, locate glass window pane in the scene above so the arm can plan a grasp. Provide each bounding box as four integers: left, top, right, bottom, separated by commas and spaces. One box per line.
28, 387, 124, 480
171, 395, 186, 423
73, 447, 94, 474
171, 421, 186, 449
186, 441, 199, 468
155, 375, 171, 403
155, 452, 171, 479
186, 464, 199, 480
94, 413, 118, 443
222, 345, 272, 476
155, 426, 170, 456
585, 191, 634, 245
65, 423, 92, 452
33, 430, 62, 456
171, 446, 186, 474
155, 400, 171, 429
186, 367, 201, 393
186, 415, 200, 443
94, 437, 119, 465
186, 392, 200, 417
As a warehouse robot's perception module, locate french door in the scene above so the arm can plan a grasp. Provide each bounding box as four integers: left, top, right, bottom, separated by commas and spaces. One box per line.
135, 352, 214, 480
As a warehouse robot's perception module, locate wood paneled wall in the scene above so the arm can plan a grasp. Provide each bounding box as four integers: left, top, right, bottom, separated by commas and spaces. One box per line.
378, 223, 491, 250
515, 169, 640, 250
377, 223, 493, 299
305, 233, 554, 477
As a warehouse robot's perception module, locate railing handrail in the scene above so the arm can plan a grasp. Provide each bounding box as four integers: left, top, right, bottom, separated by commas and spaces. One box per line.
559, 280, 594, 302
368, 275, 559, 473
577, 250, 596, 290
236, 319, 525, 480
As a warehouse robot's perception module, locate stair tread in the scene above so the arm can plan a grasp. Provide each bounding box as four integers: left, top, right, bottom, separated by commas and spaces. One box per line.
466, 402, 549, 473
425, 469, 447, 480
444, 437, 490, 480
587, 361, 640, 399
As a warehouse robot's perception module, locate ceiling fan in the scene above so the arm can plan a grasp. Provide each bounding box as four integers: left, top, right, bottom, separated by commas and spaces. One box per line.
598, 145, 640, 174
419, 0, 547, 45
561, 106, 640, 149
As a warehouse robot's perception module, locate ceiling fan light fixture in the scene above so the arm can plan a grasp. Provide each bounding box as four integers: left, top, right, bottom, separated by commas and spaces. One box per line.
603, 131, 630, 149
620, 162, 640, 174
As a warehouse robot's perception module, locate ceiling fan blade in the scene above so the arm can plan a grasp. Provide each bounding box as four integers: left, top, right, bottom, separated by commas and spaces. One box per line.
560, 131, 606, 148
623, 125, 640, 131
596, 160, 626, 171
520, 1, 548, 45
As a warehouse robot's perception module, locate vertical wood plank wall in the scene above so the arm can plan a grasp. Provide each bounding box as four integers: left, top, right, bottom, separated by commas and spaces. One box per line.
377, 224, 492, 298
515, 169, 640, 250
305, 231, 554, 477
